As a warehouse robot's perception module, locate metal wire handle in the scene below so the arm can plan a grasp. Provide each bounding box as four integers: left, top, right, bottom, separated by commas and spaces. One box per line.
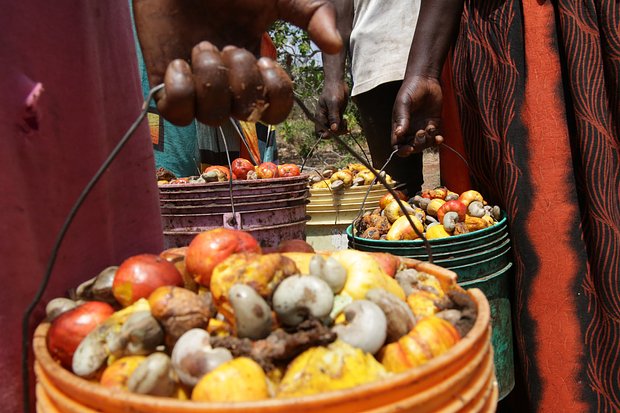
293, 95, 433, 261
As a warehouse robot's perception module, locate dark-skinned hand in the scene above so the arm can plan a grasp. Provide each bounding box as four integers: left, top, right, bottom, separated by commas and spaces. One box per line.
391, 75, 444, 156
133, 0, 342, 126
314, 79, 349, 138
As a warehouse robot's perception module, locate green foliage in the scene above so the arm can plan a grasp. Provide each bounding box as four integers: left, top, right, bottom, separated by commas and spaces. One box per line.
268, 22, 365, 165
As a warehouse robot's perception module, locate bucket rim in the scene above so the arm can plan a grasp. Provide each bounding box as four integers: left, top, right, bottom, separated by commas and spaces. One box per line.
158, 173, 310, 191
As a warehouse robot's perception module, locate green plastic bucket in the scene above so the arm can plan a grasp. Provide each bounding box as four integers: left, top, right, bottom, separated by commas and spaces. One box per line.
348, 232, 510, 261
460, 262, 515, 400
346, 211, 514, 400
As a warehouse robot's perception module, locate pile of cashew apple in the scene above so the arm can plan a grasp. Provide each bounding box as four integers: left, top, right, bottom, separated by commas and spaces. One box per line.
156, 158, 301, 185
45, 228, 479, 402
355, 188, 502, 240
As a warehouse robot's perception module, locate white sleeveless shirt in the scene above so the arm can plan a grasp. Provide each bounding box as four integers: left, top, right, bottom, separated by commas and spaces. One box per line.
349, 0, 420, 96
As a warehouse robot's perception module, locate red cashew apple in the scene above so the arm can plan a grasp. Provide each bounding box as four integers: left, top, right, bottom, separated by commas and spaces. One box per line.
185, 228, 262, 287
429, 187, 448, 200
231, 158, 255, 180
458, 190, 484, 207
436, 200, 467, 223
112, 254, 184, 307
256, 162, 279, 179
278, 163, 301, 177
369, 252, 401, 277
47, 301, 115, 368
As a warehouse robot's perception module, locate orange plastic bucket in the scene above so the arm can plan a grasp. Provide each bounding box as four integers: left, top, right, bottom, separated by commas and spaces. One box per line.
34, 261, 496, 413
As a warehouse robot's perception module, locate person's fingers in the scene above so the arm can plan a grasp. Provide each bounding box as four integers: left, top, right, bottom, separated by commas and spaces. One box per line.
397, 144, 415, 158
279, 2, 342, 54
326, 100, 344, 132
191, 42, 231, 126
434, 134, 444, 146
413, 129, 427, 147
157, 59, 196, 126
391, 93, 413, 146
425, 123, 438, 136
314, 98, 330, 134
221, 46, 267, 122
257, 57, 294, 125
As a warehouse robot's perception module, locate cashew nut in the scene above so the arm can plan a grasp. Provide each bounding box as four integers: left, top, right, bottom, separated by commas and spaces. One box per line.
417, 197, 431, 211
171, 329, 233, 387
366, 289, 416, 342
308, 255, 347, 293
436, 309, 462, 325
332, 300, 387, 354
395, 269, 421, 296
72, 325, 111, 378
75, 266, 118, 304
45, 298, 77, 321
107, 311, 164, 357
330, 179, 344, 191
443, 211, 460, 232
445, 192, 459, 201
492, 205, 502, 221
467, 201, 486, 218
127, 352, 176, 397
272, 275, 334, 326
228, 284, 272, 340
425, 215, 438, 225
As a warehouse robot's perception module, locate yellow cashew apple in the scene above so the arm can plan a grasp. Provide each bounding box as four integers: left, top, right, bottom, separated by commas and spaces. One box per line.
277, 340, 387, 398
380, 316, 460, 373
192, 357, 269, 402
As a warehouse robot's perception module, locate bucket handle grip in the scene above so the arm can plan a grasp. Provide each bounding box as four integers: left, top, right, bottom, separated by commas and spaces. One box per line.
223, 212, 243, 230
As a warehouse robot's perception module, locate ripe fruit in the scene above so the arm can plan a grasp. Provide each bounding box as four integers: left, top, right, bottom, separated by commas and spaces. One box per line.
47, 301, 114, 368
112, 254, 183, 307
385, 215, 425, 241
185, 228, 261, 287
192, 357, 269, 402
231, 158, 254, 180
458, 190, 483, 207
436, 200, 467, 223
256, 162, 279, 179
379, 191, 408, 210
203, 165, 236, 181
278, 163, 301, 177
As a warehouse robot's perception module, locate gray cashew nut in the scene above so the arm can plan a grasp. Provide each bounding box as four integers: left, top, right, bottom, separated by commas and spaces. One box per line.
45, 298, 77, 322
75, 266, 118, 304
395, 269, 421, 297
366, 289, 416, 343
332, 300, 387, 354
127, 352, 176, 397
443, 211, 460, 232
107, 311, 164, 357
171, 329, 233, 387
228, 284, 272, 340
272, 275, 334, 326
308, 255, 347, 293
467, 201, 485, 218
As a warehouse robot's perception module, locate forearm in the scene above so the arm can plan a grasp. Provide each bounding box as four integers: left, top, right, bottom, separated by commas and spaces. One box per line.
405, 0, 464, 79
322, 0, 353, 84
